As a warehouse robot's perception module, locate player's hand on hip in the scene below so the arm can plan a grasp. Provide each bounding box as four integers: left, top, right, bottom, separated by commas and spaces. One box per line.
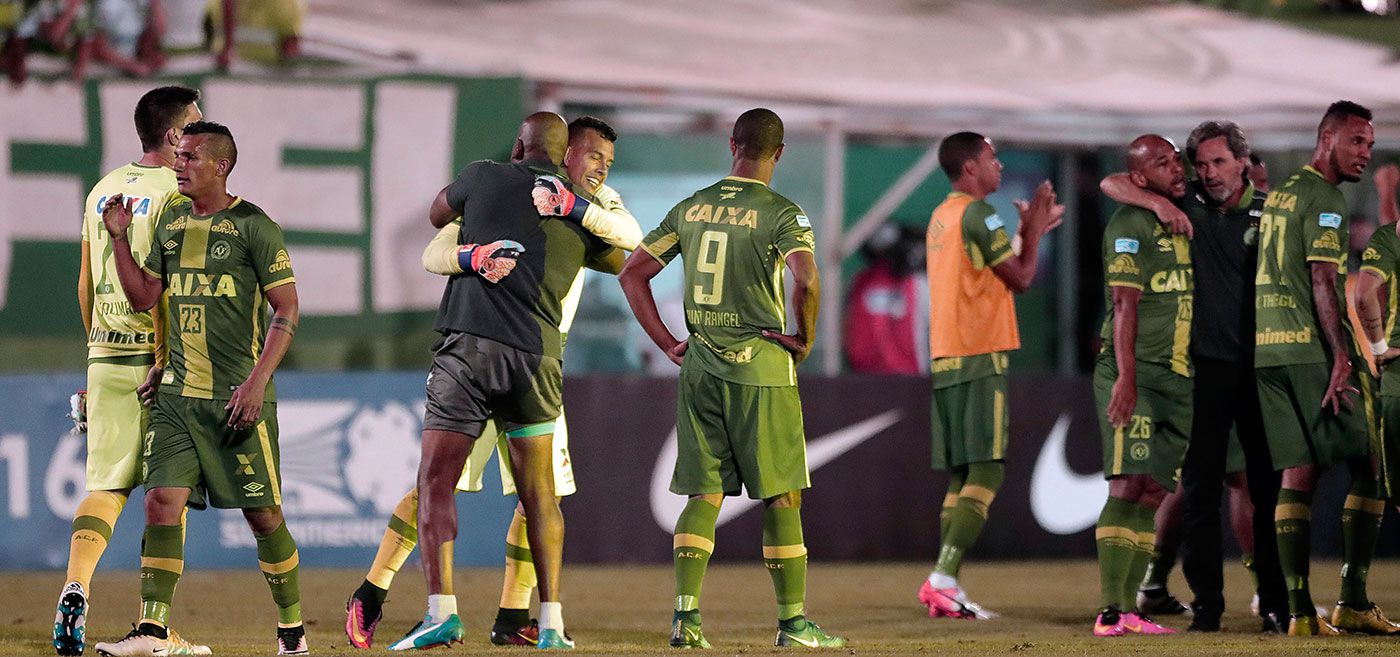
531, 174, 590, 221
101, 193, 134, 238
1321, 358, 1357, 415
458, 240, 525, 284
1106, 375, 1136, 428
138, 366, 162, 406
225, 377, 268, 430
761, 330, 811, 364
1377, 346, 1400, 371
67, 391, 87, 434
665, 338, 689, 367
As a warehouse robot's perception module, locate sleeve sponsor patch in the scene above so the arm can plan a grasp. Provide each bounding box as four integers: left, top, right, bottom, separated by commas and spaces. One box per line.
983, 214, 1004, 231
795, 214, 811, 227
1318, 212, 1342, 228
1363, 247, 1381, 262
1114, 238, 1140, 254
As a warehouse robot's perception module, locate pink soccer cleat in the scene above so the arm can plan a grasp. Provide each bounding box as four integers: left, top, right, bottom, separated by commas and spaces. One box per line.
345, 594, 381, 648
1122, 612, 1176, 635
918, 580, 974, 619
1093, 610, 1127, 637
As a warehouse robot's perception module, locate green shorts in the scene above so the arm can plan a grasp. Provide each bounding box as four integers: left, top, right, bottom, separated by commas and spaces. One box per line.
1256, 363, 1375, 471
1378, 395, 1400, 498
671, 366, 809, 500
457, 412, 576, 496
85, 356, 154, 491
144, 392, 282, 510
1093, 356, 1192, 491
930, 372, 1008, 470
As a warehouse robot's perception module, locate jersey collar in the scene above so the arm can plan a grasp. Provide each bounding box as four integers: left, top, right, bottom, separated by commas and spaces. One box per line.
723, 176, 767, 186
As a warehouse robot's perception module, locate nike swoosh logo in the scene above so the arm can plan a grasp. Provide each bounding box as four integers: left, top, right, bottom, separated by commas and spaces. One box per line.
650, 410, 902, 531
1029, 413, 1107, 535
786, 633, 821, 647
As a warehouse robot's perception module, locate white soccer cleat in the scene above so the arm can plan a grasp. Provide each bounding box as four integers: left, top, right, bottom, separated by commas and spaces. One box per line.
94, 628, 171, 657
166, 629, 212, 656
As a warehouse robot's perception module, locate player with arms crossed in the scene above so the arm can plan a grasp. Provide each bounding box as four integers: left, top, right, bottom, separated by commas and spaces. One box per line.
919, 131, 1062, 619
398, 112, 622, 651
1091, 135, 1192, 638
620, 108, 844, 649
57, 85, 207, 657
345, 116, 639, 648
1254, 101, 1389, 636
92, 121, 309, 656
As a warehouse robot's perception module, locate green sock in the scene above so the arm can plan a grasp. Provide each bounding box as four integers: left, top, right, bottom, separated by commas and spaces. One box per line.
1340, 478, 1383, 610
935, 462, 1002, 579
1096, 496, 1136, 611
939, 469, 966, 539
1123, 503, 1156, 611
1141, 540, 1176, 591
763, 505, 807, 621
139, 524, 185, 627
1275, 487, 1314, 616
673, 498, 719, 613
255, 521, 302, 625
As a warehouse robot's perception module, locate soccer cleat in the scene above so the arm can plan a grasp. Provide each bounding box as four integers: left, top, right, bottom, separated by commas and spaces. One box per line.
917, 580, 973, 619
669, 610, 711, 649
774, 616, 845, 648
1287, 613, 1341, 637
389, 614, 465, 651
491, 618, 541, 646
54, 582, 87, 656
1122, 612, 1176, 635
277, 625, 309, 655
1330, 603, 1400, 635
1136, 587, 1190, 617
1093, 609, 1126, 637
163, 630, 211, 656
345, 591, 382, 648
94, 626, 170, 657
536, 628, 574, 650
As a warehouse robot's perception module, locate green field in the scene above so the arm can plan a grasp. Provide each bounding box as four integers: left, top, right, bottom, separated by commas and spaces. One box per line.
7, 560, 1400, 655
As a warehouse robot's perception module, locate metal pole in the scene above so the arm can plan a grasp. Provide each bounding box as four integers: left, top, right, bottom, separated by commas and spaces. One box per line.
820, 122, 846, 376
1056, 151, 1079, 375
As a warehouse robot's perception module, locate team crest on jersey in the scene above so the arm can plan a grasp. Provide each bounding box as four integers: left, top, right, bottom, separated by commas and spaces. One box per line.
211, 219, 241, 237
1318, 213, 1342, 228
269, 250, 293, 274
1114, 238, 1140, 254
211, 241, 232, 260
984, 214, 1004, 231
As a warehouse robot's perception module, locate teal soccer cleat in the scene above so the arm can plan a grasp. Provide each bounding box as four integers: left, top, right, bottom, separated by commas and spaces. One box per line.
536, 628, 575, 650
388, 614, 464, 650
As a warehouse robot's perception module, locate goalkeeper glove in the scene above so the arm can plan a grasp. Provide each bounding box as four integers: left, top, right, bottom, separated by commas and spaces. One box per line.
68, 391, 88, 434
532, 174, 590, 222
458, 240, 524, 284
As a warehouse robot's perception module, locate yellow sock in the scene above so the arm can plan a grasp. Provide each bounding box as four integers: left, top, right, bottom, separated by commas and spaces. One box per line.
66, 490, 127, 592
500, 509, 536, 609
367, 489, 418, 590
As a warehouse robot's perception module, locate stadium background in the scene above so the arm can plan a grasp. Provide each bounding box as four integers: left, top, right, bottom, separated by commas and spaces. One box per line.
1, 0, 1399, 577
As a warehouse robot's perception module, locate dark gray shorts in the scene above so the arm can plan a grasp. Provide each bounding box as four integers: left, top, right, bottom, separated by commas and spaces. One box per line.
423, 332, 563, 438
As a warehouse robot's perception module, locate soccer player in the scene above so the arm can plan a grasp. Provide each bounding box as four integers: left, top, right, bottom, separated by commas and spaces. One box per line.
919, 132, 1063, 619
619, 108, 844, 649
345, 116, 639, 648
1091, 134, 1191, 637
91, 121, 309, 656
1254, 101, 1392, 636
399, 112, 621, 651
57, 85, 206, 657
1101, 121, 1288, 632
1357, 162, 1400, 501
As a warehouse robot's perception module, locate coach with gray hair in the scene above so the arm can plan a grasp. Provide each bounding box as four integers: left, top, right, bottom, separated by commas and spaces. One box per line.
1101, 121, 1288, 633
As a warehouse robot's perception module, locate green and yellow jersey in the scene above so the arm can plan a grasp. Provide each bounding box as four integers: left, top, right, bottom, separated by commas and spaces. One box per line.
642, 176, 815, 387
1361, 227, 1400, 395
82, 163, 185, 360
1254, 166, 1355, 368
1099, 205, 1193, 377
142, 198, 295, 400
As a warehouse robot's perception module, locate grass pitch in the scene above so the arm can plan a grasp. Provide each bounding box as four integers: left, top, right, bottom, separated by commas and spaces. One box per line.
6, 560, 1400, 656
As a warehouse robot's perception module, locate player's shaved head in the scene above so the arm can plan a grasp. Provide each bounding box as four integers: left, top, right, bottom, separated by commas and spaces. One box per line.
517, 111, 569, 164
1318, 100, 1372, 140
182, 120, 238, 174
732, 108, 784, 160
1126, 135, 1175, 173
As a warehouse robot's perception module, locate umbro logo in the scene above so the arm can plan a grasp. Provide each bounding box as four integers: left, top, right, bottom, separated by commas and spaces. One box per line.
163, 240, 178, 251
243, 482, 265, 493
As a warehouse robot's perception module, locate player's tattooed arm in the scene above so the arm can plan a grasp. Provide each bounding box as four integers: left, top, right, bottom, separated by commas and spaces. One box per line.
226, 283, 299, 429
1312, 262, 1357, 414
270, 316, 296, 337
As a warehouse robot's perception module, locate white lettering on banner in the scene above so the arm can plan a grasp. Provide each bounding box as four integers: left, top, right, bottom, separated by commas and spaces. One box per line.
216, 399, 423, 548
0, 82, 86, 311
45, 432, 87, 519
0, 434, 31, 518
649, 410, 902, 531
371, 82, 457, 312
1029, 414, 1108, 534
